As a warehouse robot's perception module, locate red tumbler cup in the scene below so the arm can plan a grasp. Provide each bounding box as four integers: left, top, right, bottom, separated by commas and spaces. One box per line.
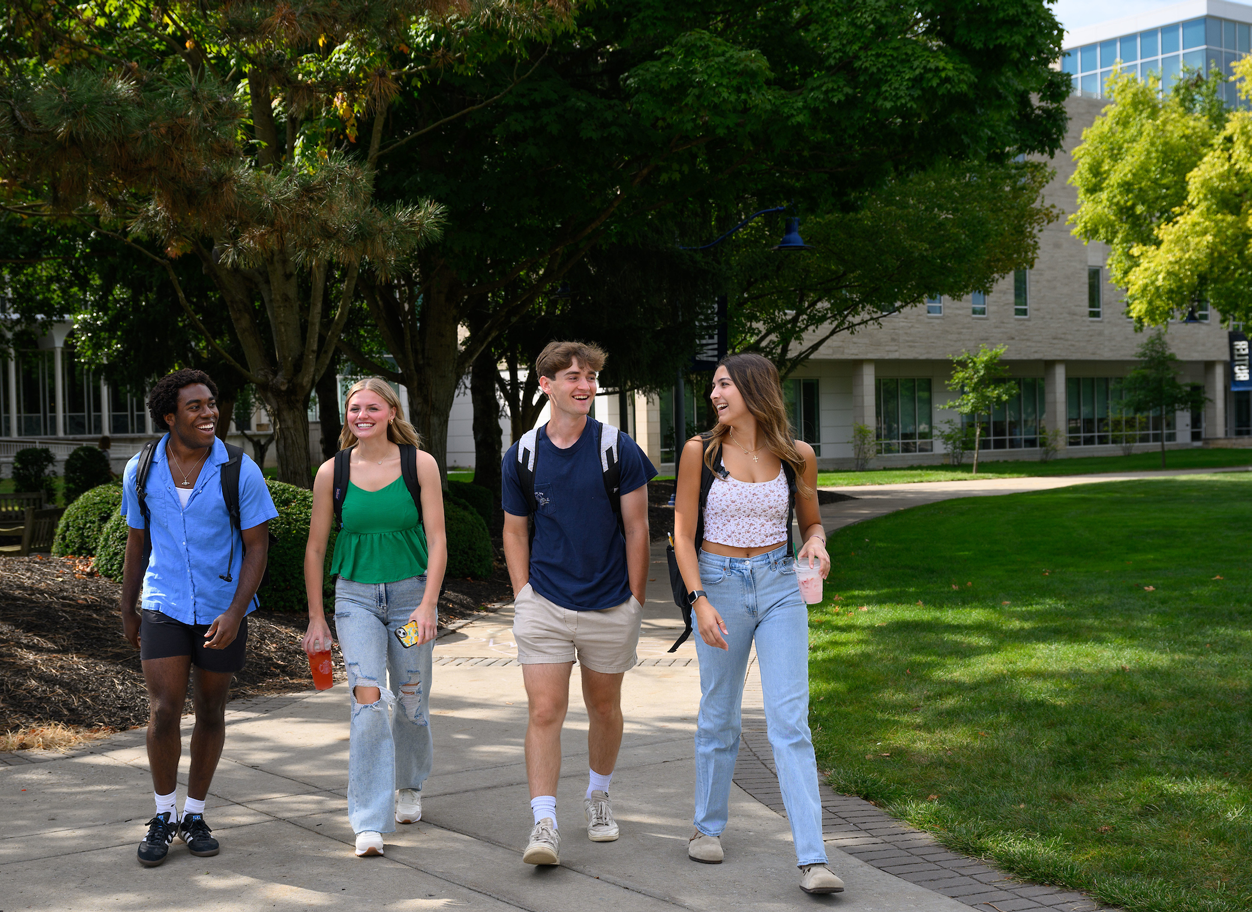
308, 648, 334, 690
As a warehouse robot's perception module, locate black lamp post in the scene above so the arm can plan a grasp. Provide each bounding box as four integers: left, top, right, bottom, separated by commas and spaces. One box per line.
669, 206, 812, 490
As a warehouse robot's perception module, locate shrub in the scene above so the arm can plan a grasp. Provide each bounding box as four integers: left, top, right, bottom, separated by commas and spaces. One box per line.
62, 446, 114, 505
53, 483, 123, 557
264, 478, 335, 613
444, 499, 494, 579
937, 419, 976, 467
1038, 425, 1063, 463
13, 447, 57, 503
447, 480, 493, 526
95, 511, 131, 581
93, 478, 336, 610
850, 423, 876, 471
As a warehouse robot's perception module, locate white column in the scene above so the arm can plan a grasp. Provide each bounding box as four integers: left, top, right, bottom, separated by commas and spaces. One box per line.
53, 345, 65, 436
851, 360, 876, 431
144, 389, 154, 435
1044, 360, 1067, 438
1205, 361, 1226, 439
9, 358, 19, 437
99, 378, 108, 437
634, 391, 662, 469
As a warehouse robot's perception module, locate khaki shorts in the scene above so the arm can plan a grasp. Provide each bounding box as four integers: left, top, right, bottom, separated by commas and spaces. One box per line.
513, 584, 642, 674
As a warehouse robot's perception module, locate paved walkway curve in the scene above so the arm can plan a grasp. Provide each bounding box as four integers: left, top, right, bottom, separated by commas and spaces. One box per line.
2, 469, 1234, 912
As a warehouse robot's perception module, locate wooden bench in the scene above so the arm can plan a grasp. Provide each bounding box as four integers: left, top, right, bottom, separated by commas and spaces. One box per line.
0, 491, 45, 522
0, 507, 64, 556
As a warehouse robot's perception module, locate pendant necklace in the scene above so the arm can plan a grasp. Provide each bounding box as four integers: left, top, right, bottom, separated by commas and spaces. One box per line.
170, 447, 209, 488
729, 428, 762, 463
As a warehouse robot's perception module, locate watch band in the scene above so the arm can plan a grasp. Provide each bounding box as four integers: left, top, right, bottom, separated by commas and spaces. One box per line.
687, 589, 707, 606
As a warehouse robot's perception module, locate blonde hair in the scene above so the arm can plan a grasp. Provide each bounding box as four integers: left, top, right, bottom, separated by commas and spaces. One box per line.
338, 378, 422, 451
703, 353, 811, 499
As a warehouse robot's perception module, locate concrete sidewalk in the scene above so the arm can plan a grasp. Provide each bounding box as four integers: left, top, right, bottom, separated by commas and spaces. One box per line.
1, 469, 1197, 912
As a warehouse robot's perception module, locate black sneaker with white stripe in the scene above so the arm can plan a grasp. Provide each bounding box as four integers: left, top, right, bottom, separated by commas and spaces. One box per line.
137, 812, 176, 867
178, 813, 220, 857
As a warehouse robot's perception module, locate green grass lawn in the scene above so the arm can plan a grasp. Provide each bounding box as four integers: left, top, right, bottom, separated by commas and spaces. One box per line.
810, 475, 1251, 912
817, 447, 1252, 487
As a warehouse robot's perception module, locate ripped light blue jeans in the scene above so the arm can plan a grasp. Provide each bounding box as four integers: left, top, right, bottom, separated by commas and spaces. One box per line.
335, 576, 434, 835
693, 545, 827, 867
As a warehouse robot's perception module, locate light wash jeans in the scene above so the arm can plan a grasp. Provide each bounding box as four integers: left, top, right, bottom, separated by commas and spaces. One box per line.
335, 576, 434, 835
693, 545, 827, 867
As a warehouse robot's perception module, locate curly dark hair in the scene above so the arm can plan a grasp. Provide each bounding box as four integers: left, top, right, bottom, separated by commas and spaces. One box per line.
147, 369, 219, 431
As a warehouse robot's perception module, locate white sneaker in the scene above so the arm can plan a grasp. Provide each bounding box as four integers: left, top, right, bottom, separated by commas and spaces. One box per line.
522, 818, 560, 865
354, 831, 384, 857
583, 790, 619, 842
396, 789, 422, 824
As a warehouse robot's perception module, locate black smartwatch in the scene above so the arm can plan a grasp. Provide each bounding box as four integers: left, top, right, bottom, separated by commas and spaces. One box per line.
687, 589, 708, 606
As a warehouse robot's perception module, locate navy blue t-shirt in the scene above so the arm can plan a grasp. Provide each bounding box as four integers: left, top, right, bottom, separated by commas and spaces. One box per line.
502, 420, 657, 611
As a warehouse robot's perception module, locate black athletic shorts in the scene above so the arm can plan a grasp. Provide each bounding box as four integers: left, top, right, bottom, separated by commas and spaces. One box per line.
139, 609, 249, 673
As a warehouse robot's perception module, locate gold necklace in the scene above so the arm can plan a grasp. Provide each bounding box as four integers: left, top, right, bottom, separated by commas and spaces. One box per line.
729, 428, 762, 463
170, 446, 210, 488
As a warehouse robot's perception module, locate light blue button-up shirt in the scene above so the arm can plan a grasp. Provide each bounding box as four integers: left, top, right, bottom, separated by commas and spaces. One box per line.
121, 436, 279, 624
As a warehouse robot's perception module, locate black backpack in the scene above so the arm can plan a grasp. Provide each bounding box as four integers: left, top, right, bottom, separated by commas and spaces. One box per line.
665, 436, 797, 653
514, 420, 622, 542
133, 437, 275, 586
332, 443, 423, 528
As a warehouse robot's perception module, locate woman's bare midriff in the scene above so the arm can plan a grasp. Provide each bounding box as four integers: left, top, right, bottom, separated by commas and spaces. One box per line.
700, 539, 788, 558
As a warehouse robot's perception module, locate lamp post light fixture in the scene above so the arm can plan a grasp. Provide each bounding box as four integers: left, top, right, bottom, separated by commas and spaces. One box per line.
668, 205, 813, 496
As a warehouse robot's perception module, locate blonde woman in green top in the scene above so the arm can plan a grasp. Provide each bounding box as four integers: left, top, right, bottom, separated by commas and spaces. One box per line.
303, 378, 447, 858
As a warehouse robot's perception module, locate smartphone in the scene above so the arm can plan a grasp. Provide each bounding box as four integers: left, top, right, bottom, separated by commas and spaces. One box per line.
394, 620, 423, 648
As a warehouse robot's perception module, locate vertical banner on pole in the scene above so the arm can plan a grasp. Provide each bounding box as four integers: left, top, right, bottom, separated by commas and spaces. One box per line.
691, 296, 728, 370
1230, 331, 1252, 391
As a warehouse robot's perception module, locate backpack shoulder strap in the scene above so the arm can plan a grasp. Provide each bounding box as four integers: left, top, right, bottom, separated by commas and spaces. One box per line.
596, 420, 621, 520
516, 426, 541, 516
134, 438, 160, 564
333, 447, 353, 528
399, 444, 423, 523
220, 443, 244, 531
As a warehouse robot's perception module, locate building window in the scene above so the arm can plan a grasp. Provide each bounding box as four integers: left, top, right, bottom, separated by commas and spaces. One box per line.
62, 344, 105, 436
1088, 266, 1102, 319
1196, 298, 1210, 322
971, 291, 987, 317
875, 378, 933, 454
966, 378, 1046, 449
785, 378, 820, 456
659, 383, 700, 465
1066, 377, 1176, 446
926, 295, 943, 316
1014, 269, 1029, 317
17, 351, 53, 436
109, 385, 148, 435
1235, 390, 1252, 436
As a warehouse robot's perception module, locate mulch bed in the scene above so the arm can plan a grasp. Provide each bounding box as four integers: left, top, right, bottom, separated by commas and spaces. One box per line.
0, 556, 514, 736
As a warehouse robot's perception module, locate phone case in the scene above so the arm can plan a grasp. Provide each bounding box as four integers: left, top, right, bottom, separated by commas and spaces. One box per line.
394, 620, 422, 648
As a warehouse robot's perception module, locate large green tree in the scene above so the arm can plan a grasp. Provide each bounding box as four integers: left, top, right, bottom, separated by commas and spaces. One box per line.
1070, 66, 1235, 324
342, 0, 1069, 473
0, 0, 560, 484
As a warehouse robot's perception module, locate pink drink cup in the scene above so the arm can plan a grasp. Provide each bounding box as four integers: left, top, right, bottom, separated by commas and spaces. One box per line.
794, 562, 823, 605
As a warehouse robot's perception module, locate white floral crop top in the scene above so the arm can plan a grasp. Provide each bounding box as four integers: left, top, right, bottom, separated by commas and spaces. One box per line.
701, 469, 790, 548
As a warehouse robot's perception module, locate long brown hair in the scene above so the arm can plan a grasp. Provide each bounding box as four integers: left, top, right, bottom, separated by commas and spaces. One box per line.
338, 378, 422, 451
702, 353, 811, 499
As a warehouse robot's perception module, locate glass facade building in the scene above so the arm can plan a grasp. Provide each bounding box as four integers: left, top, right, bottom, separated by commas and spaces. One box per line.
1063, 15, 1250, 106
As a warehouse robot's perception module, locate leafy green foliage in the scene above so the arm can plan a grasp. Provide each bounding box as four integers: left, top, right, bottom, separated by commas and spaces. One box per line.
264, 479, 336, 614
444, 500, 493, 580
811, 476, 1252, 912
94, 511, 130, 582
52, 482, 122, 558
1120, 331, 1208, 468
945, 345, 1020, 474
11, 447, 57, 502
62, 446, 113, 505
448, 481, 492, 527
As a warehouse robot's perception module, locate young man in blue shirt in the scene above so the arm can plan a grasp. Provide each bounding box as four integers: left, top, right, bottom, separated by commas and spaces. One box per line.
501, 341, 657, 866
119, 369, 278, 867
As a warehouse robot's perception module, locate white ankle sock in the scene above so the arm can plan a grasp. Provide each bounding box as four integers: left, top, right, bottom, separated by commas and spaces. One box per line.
531, 795, 557, 829
586, 768, 613, 800
154, 790, 178, 820
182, 796, 206, 817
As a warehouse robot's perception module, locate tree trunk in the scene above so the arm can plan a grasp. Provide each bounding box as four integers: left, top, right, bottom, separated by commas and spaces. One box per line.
316, 366, 342, 461
972, 423, 981, 475
215, 394, 234, 442
264, 387, 314, 486
402, 276, 464, 483
471, 348, 505, 533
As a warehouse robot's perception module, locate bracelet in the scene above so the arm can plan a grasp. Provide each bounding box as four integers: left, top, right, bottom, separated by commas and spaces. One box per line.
808, 534, 827, 545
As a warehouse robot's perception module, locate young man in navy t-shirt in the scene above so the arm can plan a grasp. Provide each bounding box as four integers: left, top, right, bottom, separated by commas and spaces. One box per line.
502, 341, 657, 866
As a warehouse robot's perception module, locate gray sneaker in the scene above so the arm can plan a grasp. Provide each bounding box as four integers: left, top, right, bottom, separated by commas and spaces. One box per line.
583, 790, 620, 842
523, 818, 560, 865
799, 863, 845, 894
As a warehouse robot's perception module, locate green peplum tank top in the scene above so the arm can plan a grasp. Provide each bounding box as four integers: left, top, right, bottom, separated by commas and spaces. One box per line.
329, 476, 428, 583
